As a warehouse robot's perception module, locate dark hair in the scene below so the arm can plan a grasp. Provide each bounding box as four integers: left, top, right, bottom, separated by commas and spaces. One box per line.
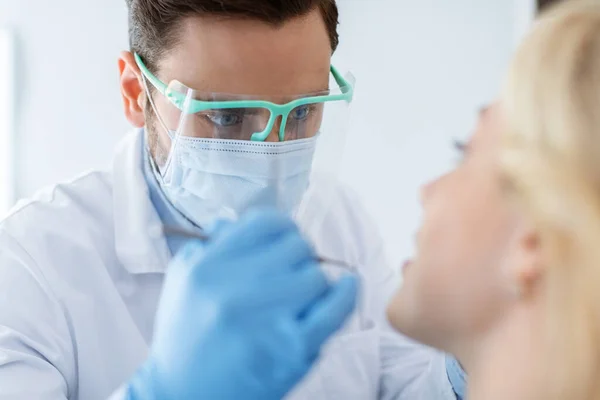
126, 0, 340, 72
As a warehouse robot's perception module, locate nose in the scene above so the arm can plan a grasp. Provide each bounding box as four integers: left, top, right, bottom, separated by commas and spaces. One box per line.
263, 116, 284, 142
263, 131, 280, 142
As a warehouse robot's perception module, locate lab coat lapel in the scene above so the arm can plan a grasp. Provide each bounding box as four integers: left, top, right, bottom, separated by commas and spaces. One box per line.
112, 129, 171, 274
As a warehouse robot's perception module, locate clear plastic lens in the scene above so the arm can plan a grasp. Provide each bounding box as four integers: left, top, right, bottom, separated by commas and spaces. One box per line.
167, 103, 325, 142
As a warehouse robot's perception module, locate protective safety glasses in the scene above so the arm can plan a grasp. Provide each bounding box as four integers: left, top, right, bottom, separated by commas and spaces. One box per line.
134, 53, 354, 143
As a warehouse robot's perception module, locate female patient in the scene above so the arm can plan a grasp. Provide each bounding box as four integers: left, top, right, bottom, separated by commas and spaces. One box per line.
387, 1, 600, 399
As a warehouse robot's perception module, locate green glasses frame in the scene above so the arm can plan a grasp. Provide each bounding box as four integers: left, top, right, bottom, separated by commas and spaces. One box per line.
134, 53, 354, 142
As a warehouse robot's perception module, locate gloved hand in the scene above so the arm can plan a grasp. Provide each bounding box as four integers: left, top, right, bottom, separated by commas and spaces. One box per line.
126, 210, 359, 400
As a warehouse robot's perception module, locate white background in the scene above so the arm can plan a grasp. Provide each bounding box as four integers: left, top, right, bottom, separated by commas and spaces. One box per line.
0, 30, 14, 214
0, 0, 535, 266
335, 0, 534, 263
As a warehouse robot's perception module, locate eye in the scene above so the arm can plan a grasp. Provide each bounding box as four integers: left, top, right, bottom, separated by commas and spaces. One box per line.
453, 139, 467, 153
291, 105, 311, 121
205, 110, 243, 127
453, 139, 468, 163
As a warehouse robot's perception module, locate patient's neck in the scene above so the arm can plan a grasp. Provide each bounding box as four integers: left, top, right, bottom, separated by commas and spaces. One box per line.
457, 299, 544, 400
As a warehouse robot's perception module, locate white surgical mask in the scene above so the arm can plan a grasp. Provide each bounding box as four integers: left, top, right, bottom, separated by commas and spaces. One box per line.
157, 135, 318, 228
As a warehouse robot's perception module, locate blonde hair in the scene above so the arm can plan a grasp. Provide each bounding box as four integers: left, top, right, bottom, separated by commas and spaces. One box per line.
501, 1, 600, 398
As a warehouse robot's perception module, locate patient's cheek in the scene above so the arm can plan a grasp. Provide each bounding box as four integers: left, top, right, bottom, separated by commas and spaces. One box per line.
385, 291, 404, 331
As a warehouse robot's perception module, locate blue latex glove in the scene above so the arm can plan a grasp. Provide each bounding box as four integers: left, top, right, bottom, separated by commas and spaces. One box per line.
127, 210, 359, 400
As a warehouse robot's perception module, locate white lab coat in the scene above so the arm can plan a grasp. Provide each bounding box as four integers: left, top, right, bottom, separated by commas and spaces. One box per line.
0, 130, 456, 400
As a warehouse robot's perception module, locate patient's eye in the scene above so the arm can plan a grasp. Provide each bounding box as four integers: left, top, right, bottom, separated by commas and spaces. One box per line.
453, 139, 468, 163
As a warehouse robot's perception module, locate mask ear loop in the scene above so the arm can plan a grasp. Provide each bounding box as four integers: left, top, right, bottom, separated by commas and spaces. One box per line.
141, 73, 177, 180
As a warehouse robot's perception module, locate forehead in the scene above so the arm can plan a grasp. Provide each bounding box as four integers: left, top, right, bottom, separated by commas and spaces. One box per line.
156, 10, 332, 96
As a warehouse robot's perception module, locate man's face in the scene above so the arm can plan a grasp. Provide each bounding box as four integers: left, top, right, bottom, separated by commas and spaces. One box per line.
143, 9, 333, 161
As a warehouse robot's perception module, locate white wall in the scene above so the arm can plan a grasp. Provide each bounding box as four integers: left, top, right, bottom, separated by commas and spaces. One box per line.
335, 0, 522, 265
4, 0, 530, 266
0, 0, 130, 200
0, 30, 15, 214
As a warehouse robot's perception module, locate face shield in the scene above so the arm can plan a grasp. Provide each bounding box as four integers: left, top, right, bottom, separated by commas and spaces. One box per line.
136, 53, 355, 233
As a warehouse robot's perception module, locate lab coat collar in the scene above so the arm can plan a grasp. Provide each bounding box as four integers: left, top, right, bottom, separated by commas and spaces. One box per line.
113, 129, 171, 274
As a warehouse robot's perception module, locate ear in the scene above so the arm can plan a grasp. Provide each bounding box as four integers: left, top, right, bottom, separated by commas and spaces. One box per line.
506, 221, 543, 299
118, 51, 146, 128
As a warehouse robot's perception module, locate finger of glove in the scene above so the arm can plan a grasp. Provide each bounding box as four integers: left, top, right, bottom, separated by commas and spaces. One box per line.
214, 230, 316, 277
205, 218, 234, 239
213, 209, 300, 253
169, 240, 206, 275
169, 220, 232, 271
241, 263, 329, 315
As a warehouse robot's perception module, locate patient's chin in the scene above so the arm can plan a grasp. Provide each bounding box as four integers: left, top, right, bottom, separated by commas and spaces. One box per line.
385, 287, 447, 351
385, 287, 419, 338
